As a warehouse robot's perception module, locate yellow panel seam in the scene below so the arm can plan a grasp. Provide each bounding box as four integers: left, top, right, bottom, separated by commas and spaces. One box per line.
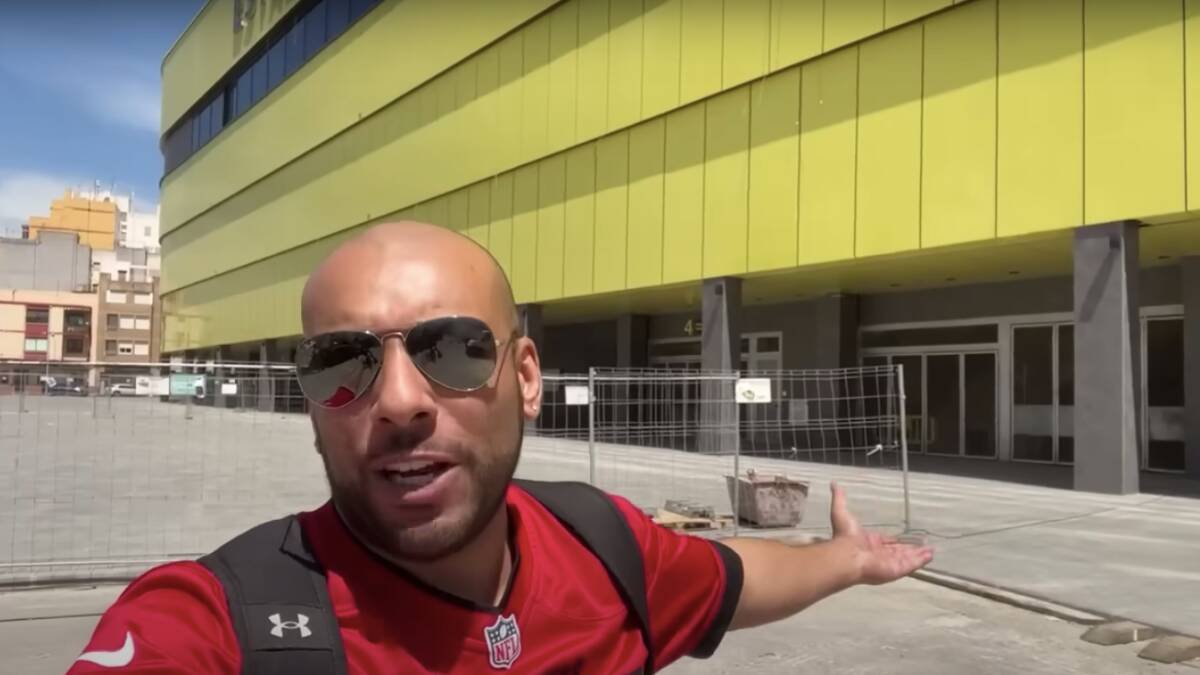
795, 64, 803, 266
853, 45, 860, 258
1081, 0, 1087, 224
1185, 0, 1190, 212
919, 22, 925, 248
993, 0, 999, 238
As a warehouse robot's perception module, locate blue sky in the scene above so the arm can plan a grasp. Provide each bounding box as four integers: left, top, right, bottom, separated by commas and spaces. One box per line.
0, 0, 203, 236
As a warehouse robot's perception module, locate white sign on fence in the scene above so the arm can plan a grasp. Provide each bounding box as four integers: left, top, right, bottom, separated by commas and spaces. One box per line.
220, 382, 239, 395
135, 376, 170, 396
735, 378, 772, 404
564, 385, 590, 405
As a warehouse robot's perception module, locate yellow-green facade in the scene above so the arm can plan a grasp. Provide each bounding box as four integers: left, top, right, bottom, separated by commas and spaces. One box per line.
161, 0, 1200, 352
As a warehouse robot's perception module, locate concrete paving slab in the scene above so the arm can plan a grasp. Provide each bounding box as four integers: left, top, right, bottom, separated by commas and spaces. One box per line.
4, 398, 1200, 645
5, 576, 1199, 675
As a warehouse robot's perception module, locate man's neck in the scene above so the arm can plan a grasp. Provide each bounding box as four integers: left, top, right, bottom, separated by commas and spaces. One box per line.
404, 508, 514, 607
340, 505, 514, 608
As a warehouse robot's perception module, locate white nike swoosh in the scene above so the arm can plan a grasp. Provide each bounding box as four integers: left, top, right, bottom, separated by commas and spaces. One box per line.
76, 631, 135, 668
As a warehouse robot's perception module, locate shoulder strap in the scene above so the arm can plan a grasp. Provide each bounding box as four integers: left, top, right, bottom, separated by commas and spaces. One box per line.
198, 516, 347, 675
514, 479, 654, 673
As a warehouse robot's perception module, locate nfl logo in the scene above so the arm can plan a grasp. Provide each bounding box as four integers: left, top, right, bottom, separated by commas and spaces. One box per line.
484, 614, 522, 670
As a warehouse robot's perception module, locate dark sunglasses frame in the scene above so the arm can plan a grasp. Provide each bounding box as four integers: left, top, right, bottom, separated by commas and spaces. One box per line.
294, 315, 520, 409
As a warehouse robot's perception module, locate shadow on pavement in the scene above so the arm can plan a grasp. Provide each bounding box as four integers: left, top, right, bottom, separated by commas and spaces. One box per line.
905, 455, 1200, 498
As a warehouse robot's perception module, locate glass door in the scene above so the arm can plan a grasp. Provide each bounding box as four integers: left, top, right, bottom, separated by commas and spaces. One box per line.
1012, 324, 1073, 464
864, 352, 997, 458
926, 355, 960, 455
1144, 318, 1185, 472
892, 355, 925, 454
964, 353, 998, 457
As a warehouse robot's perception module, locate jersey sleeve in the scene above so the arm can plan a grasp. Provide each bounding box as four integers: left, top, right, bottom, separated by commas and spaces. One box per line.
608, 494, 744, 671
67, 561, 240, 674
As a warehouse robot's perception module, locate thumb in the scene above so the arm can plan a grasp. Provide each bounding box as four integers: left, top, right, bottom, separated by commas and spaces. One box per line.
830, 482, 858, 537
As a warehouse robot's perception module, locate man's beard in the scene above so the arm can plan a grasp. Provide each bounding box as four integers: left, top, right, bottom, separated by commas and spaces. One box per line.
316, 423, 523, 564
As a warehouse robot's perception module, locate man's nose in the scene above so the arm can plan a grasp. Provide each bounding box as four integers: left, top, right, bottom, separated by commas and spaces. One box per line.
372, 339, 438, 429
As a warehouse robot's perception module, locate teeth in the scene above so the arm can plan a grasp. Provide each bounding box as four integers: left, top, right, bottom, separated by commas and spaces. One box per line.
385, 471, 439, 488
387, 460, 436, 474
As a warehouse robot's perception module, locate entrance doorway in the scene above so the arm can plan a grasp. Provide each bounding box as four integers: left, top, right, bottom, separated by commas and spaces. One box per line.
863, 352, 998, 458
1011, 323, 1074, 464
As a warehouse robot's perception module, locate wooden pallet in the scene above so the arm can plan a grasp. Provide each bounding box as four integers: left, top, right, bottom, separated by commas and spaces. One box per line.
652, 509, 732, 531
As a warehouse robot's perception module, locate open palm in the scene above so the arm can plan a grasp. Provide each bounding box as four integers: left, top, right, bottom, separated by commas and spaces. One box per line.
829, 482, 934, 585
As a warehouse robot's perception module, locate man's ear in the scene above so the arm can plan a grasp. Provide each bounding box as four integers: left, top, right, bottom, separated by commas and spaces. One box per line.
514, 336, 543, 420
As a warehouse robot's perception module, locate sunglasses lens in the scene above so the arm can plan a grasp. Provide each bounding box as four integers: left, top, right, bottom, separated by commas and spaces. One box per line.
295, 332, 382, 407
406, 317, 500, 390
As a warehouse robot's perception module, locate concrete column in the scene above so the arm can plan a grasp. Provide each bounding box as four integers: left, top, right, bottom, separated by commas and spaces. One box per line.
699, 278, 742, 454
258, 339, 279, 413
812, 294, 860, 368
1073, 221, 1141, 494
614, 315, 648, 426
1183, 257, 1200, 479
616, 314, 648, 368
214, 346, 227, 409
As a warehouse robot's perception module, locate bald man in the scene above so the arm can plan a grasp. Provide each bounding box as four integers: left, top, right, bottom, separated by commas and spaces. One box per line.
70, 222, 932, 674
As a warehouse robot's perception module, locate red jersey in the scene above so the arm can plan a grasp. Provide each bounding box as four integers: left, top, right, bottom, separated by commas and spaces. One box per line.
68, 484, 743, 673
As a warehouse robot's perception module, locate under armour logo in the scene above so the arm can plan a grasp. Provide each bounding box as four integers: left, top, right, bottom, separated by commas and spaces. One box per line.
268, 612, 311, 638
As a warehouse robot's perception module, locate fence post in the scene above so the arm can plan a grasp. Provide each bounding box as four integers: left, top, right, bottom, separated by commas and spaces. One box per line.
587, 368, 596, 487
896, 363, 911, 533
186, 392, 194, 421
18, 385, 26, 413
732, 373, 741, 537
92, 392, 98, 419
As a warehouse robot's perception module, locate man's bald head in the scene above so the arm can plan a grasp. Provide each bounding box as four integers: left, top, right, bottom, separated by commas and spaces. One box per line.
301, 221, 520, 337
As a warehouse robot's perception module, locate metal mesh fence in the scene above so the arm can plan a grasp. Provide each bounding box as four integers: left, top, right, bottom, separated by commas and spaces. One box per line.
529, 365, 910, 538
1, 361, 909, 584
0, 362, 323, 585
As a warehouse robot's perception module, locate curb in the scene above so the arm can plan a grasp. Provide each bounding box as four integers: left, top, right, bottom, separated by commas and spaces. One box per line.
912, 568, 1109, 625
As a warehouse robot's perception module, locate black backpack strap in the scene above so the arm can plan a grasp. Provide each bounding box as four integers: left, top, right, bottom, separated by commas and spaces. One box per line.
515, 479, 654, 673
198, 515, 347, 675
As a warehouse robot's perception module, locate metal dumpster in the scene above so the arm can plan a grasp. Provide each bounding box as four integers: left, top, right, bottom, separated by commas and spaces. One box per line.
726, 469, 810, 527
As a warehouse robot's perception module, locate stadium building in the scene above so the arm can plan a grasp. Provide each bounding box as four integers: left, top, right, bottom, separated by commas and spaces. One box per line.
160, 0, 1200, 491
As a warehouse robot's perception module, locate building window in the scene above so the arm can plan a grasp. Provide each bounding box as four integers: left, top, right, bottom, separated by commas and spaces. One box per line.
119, 316, 136, 330
64, 310, 89, 329
118, 342, 134, 355
106, 290, 128, 304
25, 306, 49, 324
65, 337, 86, 356
133, 342, 150, 356
161, 0, 381, 175
134, 317, 151, 331
144, 226, 152, 237
24, 338, 48, 353
105, 339, 118, 355
107, 313, 120, 330
133, 293, 153, 305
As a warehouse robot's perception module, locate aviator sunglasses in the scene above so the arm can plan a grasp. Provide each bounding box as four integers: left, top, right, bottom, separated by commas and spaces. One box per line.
294, 316, 518, 409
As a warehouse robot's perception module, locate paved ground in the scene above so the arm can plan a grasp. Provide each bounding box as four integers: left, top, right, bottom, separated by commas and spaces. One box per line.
3, 395, 1200, 642
5, 579, 1195, 674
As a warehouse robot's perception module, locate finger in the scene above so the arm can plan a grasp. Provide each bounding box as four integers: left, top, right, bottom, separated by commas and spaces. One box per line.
829, 482, 856, 535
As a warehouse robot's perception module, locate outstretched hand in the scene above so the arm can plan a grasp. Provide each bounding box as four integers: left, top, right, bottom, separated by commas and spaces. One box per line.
829, 481, 934, 585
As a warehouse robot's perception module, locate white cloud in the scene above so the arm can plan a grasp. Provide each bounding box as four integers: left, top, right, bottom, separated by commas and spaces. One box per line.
0, 171, 78, 236
0, 56, 161, 134
0, 170, 161, 240
74, 76, 161, 135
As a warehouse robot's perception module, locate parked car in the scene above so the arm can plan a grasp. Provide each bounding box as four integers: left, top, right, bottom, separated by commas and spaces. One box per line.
109, 383, 136, 396
47, 383, 87, 397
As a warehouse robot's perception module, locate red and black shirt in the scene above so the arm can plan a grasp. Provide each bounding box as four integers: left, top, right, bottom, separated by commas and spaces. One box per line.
69, 484, 743, 673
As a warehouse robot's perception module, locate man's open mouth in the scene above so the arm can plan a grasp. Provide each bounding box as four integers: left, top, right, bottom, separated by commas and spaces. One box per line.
380, 461, 452, 488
